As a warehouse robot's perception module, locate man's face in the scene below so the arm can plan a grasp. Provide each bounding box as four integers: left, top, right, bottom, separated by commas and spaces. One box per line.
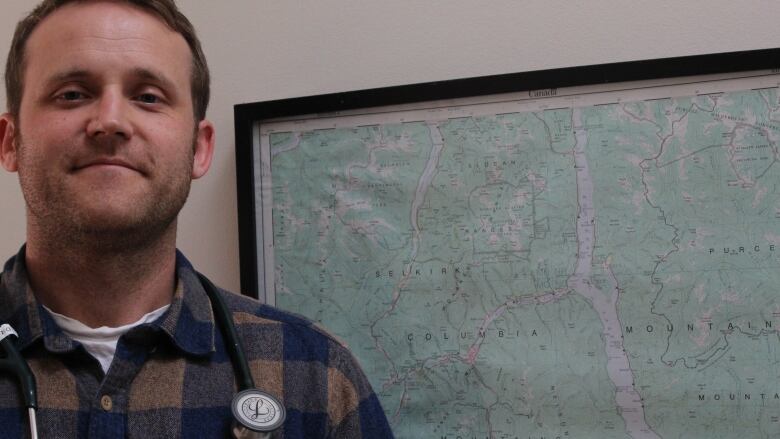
0, 1, 214, 243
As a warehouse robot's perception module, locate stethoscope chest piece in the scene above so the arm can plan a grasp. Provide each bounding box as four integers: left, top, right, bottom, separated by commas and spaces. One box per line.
231, 388, 285, 436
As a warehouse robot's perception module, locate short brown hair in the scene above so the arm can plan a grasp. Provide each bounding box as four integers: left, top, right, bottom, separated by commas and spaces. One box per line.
5, 0, 210, 121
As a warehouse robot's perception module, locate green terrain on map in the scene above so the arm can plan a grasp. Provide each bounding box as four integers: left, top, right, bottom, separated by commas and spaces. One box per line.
268, 87, 780, 438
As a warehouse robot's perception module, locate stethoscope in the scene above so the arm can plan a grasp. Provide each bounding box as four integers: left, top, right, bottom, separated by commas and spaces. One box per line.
0, 272, 285, 439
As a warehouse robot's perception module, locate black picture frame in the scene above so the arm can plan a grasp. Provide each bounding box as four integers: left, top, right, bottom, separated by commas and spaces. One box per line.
234, 48, 780, 299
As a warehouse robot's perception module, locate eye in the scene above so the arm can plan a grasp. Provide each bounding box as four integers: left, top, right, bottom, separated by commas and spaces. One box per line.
135, 93, 162, 104
58, 90, 87, 101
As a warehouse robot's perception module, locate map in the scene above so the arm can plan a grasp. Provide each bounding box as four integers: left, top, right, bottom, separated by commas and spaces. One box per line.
256, 71, 780, 438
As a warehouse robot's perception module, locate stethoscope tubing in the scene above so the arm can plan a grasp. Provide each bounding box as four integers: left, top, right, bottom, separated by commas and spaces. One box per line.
1, 323, 38, 439
0, 324, 38, 410
197, 272, 256, 391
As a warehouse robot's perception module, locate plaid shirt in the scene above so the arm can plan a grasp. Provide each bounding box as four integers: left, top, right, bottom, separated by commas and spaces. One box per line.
0, 247, 393, 438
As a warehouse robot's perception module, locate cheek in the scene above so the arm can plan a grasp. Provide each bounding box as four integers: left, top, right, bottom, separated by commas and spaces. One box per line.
16, 144, 54, 189
143, 130, 196, 175
15, 136, 42, 170
22, 107, 83, 133
15, 147, 52, 203
16, 135, 68, 171
18, 117, 77, 153
15, 126, 79, 181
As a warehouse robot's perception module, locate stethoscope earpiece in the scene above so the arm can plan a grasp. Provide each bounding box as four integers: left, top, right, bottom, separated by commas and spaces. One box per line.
230, 389, 285, 438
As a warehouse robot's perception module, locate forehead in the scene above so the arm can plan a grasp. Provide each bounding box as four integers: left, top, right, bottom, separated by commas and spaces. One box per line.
23, 1, 191, 85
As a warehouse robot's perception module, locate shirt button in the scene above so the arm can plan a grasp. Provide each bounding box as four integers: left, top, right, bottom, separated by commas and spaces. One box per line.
100, 395, 113, 412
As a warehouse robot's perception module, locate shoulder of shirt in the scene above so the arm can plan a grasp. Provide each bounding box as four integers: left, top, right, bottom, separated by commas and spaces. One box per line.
212, 286, 352, 350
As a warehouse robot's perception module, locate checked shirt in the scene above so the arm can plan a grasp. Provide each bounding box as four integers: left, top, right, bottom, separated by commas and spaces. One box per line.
0, 247, 394, 438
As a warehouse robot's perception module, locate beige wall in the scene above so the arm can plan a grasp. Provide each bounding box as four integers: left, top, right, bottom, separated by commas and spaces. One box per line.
1, 0, 779, 293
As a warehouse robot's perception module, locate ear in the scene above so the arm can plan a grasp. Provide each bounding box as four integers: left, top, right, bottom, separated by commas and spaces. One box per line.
191, 119, 215, 179
0, 113, 19, 172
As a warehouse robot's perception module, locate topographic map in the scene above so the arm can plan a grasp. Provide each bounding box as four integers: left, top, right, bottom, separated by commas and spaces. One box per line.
257, 71, 780, 438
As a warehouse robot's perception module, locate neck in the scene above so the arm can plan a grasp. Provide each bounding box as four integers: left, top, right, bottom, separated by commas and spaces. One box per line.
24, 220, 178, 328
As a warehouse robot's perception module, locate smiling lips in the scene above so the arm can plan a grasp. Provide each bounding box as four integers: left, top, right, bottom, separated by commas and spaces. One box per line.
73, 157, 144, 174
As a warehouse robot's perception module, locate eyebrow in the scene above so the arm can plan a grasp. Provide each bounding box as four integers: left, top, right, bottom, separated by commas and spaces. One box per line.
129, 67, 178, 95
46, 68, 91, 86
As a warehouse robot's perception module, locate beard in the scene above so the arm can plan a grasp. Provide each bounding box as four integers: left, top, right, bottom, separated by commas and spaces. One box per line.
16, 133, 196, 252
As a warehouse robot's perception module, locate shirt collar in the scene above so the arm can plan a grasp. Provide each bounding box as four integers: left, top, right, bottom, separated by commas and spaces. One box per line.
0, 246, 216, 357
0, 246, 45, 351
155, 251, 215, 356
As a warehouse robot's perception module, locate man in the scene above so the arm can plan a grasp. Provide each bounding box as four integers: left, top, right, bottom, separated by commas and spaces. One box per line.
0, 1, 393, 437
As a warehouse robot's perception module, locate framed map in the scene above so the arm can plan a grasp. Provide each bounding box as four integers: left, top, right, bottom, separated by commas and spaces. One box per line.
235, 49, 780, 438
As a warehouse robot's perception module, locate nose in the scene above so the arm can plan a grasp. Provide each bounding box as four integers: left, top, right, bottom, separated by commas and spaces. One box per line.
86, 90, 134, 139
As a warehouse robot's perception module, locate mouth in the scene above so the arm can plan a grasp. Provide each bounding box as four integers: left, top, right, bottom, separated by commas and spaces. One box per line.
73, 158, 145, 175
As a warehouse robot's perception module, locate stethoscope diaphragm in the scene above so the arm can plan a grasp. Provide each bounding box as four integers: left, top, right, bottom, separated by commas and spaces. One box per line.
231, 388, 286, 433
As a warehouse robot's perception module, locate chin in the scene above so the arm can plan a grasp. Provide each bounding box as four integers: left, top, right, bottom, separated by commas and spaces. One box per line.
76, 216, 177, 248
65, 201, 179, 238
25, 181, 189, 247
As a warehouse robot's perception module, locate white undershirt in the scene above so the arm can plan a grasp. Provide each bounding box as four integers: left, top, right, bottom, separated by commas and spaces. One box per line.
44, 305, 170, 374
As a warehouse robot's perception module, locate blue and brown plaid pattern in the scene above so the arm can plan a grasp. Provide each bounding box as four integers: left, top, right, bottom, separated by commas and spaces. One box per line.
0, 247, 393, 438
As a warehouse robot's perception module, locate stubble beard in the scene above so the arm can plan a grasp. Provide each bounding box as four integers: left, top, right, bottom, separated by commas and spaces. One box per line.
16, 134, 196, 254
